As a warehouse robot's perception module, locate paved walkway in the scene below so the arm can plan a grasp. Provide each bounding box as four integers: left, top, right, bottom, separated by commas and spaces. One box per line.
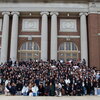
0, 96, 100, 100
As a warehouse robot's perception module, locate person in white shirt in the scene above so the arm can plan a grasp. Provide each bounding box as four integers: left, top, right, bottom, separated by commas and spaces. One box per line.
32, 83, 39, 96
5, 78, 10, 87
22, 84, 28, 96
4, 82, 11, 96
55, 82, 62, 96
65, 78, 70, 84
0, 76, 2, 84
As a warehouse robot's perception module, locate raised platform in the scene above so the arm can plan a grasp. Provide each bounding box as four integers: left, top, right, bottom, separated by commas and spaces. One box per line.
0, 96, 100, 100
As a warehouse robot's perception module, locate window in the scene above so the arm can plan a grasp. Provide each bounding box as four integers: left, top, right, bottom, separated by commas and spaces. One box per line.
59, 42, 78, 51
59, 43, 64, 50
18, 42, 40, 61
66, 42, 71, 50
20, 42, 26, 50
58, 42, 79, 62
66, 53, 71, 57
34, 43, 39, 50
72, 43, 77, 50
27, 42, 32, 50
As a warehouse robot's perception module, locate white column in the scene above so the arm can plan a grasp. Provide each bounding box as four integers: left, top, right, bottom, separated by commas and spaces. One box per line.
1, 12, 10, 63
50, 12, 59, 60
40, 12, 49, 61
10, 12, 19, 62
80, 13, 88, 65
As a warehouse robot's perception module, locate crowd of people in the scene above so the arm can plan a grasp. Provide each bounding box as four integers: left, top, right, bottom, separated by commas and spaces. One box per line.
0, 59, 100, 96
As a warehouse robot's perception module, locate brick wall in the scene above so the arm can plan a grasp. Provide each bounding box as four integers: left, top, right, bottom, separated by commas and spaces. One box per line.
88, 14, 100, 70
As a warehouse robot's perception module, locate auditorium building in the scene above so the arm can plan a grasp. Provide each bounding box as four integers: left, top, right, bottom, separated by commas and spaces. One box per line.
0, 0, 100, 69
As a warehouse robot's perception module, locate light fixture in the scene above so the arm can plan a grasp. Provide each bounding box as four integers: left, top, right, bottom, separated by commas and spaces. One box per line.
91, 2, 96, 7
66, 36, 70, 41
29, 13, 32, 16
28, 36, 32, 40
91, 0, 96, 8
67, 13, 69, 17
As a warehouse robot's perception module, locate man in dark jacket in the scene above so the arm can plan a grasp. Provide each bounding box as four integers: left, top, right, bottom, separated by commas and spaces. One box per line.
16, 81, 23, 95
10, 82, 17, 95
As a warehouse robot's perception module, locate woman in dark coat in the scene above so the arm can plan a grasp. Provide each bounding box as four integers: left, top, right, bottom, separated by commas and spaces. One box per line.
49, 82, 55, 96
38, 83, 44, 96
44, 83, 50, 96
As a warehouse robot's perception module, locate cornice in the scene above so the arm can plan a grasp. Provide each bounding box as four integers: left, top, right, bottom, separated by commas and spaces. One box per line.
0, 3, 99, 13
0, 3, 89, 12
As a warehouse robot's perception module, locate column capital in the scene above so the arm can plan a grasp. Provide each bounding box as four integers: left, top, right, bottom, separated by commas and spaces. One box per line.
40, 12, 49, 16
11, 12, 20, 16
50, 12, 59, 16
2, 12, 10, 16
98, 12, 100, 14
79, 12, 88, 16
88, 11, 98, 14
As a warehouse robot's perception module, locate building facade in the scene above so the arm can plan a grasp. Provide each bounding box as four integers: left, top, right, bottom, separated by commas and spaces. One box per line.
0, 0, 100, 69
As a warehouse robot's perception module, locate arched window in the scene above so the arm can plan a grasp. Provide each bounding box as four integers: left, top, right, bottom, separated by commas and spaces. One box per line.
20, 42, 39, 51
58, 42, 79, 62
18, 41, 40, 61
59, 43, 64, 50
59, 42, 78, 51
